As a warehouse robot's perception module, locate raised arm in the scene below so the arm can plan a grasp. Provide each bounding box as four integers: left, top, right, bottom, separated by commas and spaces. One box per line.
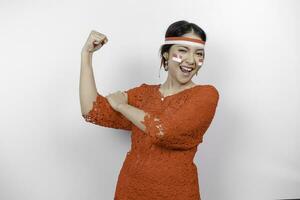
80, 31, 144, 131
79, 30, 108, 115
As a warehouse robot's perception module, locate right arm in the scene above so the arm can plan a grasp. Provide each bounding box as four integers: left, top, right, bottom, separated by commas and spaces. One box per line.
79, 30, 108, 116
79, 51, 98, 115
79, 30, 133, 131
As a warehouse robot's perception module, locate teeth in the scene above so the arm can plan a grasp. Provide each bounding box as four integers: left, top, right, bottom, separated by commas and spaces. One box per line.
181, 66, 193, 72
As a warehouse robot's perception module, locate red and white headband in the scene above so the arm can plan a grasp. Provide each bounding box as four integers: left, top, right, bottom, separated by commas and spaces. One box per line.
163, 36, 205, 48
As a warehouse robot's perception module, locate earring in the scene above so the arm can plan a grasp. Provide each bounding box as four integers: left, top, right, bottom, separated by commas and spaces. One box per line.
164, 60, 168, 71
196, 64, 202, 76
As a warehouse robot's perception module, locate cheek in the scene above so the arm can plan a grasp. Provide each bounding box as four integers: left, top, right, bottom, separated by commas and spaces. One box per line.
171, 53, 183, 63
197, 58, 204, 66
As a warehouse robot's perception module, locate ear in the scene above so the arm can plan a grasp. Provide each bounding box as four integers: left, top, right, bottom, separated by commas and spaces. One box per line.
163, 52, 168, 60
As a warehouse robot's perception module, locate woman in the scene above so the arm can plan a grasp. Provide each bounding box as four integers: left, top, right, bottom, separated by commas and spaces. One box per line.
80, 20, 219, 200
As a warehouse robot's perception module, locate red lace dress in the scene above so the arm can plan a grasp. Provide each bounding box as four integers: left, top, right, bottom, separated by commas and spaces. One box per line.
82, 83, 219, 200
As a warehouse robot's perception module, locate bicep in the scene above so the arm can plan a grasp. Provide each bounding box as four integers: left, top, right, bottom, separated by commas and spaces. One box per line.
82, 92, 132, 131
82, 83, 147, 131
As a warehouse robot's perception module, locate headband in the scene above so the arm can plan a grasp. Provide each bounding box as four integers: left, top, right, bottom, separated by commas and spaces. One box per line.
163, 36, 205, 48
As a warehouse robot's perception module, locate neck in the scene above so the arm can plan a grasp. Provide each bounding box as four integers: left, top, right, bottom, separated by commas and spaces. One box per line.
161, 76, 195, 91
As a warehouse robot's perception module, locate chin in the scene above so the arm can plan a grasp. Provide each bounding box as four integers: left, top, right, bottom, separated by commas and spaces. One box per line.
177, 77, 193, 85
178, 73, 194, 82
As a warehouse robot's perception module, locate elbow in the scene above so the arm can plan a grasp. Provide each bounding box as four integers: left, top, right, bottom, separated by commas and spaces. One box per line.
82, 113, 88, 122
82, 112, 93, 123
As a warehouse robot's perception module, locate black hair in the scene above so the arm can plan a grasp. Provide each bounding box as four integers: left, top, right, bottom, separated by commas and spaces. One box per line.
159, 20, 207, 69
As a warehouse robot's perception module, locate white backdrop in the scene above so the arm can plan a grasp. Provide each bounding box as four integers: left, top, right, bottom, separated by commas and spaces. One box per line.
0, 0, 299, 199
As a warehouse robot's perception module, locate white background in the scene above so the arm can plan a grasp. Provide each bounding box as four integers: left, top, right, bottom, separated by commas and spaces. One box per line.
0, 0, 299, 199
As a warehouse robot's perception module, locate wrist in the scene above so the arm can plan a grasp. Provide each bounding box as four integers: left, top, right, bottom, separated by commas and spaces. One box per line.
81, 49, 93, 57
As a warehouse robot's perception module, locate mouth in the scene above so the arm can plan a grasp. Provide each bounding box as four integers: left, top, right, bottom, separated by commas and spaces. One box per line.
179, 65, 195, 75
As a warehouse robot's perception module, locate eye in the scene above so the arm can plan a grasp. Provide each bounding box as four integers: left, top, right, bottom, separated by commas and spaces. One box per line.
196, 52, 204, 56
178, 49, 187, 53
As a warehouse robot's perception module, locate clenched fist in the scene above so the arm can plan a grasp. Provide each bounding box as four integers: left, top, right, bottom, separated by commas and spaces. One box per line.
82, 30, 108, 54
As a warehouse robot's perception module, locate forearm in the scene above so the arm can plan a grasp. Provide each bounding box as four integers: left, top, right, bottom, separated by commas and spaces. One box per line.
117, 103, 147, 132
80, 51, 98, 115
116, 103, 207, 150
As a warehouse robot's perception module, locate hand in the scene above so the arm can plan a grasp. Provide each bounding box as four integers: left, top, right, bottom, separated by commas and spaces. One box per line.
105, 91, 128, 112
81, 30, 108, 54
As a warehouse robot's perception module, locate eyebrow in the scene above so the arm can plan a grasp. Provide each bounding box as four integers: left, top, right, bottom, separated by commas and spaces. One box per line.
176, 45, 204, 51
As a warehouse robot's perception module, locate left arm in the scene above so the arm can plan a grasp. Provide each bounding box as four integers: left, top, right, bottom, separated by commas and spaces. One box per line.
118, 85, 220, 150
116, 103, 148, 132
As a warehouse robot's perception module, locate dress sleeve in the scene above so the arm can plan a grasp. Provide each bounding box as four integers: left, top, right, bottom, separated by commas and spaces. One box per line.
141, 85, 219, 150
82, 83, 146, 131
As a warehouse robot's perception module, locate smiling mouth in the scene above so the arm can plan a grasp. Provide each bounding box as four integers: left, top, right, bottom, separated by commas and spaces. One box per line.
179, 65, 194, 73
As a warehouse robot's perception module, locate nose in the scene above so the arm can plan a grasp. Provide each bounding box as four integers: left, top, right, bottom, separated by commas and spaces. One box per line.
185, 52, 196, 66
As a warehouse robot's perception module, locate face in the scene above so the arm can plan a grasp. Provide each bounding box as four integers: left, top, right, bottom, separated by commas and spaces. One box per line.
163, 32, 205, 84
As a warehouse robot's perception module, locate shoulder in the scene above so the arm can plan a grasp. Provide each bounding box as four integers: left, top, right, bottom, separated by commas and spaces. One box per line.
200, 84, 219, 97
193, 84, 219, 103
125, 83, 154, 107
125, 83, 147, 93
129, 82, 157, 93
125, 83, 150, 100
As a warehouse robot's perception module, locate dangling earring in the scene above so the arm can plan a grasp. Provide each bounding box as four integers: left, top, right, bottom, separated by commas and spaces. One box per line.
164, 60, 168, 71
196, 64, 202, 76
159, 58, 168, 78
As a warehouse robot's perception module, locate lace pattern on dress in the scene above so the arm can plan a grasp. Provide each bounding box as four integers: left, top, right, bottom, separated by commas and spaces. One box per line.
141, 85, 219, 150
82, 83, 147, 131
82, 92, 132, 130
